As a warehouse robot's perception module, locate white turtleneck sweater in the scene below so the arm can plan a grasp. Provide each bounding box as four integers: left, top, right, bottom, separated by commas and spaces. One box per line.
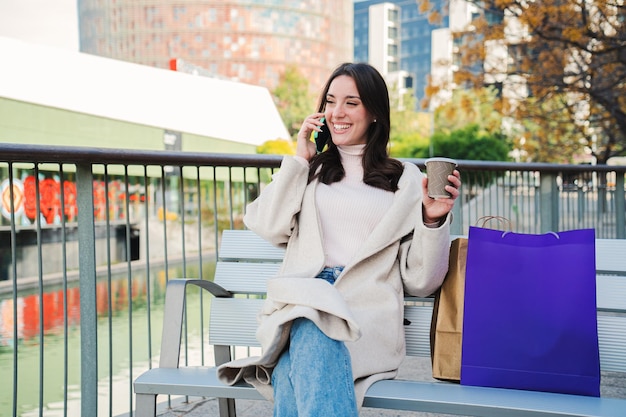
297, 144, 395, 267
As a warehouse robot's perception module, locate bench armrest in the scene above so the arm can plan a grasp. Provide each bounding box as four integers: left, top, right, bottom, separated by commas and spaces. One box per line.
159, 278, 232, 368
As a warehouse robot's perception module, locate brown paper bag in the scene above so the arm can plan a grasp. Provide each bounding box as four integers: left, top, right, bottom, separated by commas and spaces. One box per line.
430, 237, 468, 382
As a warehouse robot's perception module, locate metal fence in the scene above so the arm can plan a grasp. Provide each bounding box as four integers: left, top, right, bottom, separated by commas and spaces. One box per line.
0, 143, 625, 417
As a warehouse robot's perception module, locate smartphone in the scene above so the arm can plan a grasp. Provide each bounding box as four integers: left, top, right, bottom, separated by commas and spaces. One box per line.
314, 117, 331, 153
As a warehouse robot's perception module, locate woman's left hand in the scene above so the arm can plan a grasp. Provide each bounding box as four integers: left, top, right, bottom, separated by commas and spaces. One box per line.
421, 170, 461, 224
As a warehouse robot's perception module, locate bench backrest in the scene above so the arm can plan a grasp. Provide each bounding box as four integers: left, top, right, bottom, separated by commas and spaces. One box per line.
209, 229, 626, 372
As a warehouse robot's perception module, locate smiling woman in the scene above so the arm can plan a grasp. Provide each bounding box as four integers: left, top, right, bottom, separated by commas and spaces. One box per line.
215, 62, 462, 417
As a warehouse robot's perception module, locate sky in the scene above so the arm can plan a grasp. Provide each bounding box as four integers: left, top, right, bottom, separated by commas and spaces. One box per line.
0, 0, 79, 50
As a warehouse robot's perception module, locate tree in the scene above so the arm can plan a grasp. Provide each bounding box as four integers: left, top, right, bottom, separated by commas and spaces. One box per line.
427, 0, 626, 164
435, 87, 504, 136
390, 86, 512, 159
433, 124, 512, 191
514, 93, 589, 163
273, 65, 315, 140
256, 139, 296, 155
389, 84, 421, 137
432, 124, 511, 162
388, 84, 432, 158
390, 129, 431, 158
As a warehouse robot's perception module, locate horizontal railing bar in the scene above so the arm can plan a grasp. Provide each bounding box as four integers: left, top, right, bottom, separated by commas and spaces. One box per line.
2, 143, 626, 173
1, 143, 283, 168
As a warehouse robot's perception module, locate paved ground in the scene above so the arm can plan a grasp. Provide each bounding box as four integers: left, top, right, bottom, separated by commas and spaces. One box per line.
154, 356, 626, 417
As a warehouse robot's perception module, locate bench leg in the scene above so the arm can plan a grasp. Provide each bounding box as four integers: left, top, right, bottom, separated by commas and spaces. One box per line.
214, 344, 237, 417
135, 393, 157, 417
218, 397, 237, 417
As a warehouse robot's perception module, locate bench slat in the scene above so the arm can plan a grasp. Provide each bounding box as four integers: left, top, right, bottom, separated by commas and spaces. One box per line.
209, 298, 263, 348
214, 262, 279, 294
598, 315, 626, 373
212, 266, 625, 312
206, 297, 626, 373
363, 378, 626, 417
597, 275, 626, 312
216, 231, 625, 313
219, 229, 284, 262
135, 367, 264, 400
404, 305, 433, 357
595, 239, 626, 274
219, 232, 626, 274
405, 306, 626, 373
134, 366, 626, 417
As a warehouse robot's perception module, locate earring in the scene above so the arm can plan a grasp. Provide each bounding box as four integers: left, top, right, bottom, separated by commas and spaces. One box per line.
373, 119, 377, 123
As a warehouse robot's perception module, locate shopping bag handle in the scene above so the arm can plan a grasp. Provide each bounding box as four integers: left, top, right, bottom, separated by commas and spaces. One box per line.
475, 216, 512, 231
502, 230, 560, 239
475, 216, 560, 239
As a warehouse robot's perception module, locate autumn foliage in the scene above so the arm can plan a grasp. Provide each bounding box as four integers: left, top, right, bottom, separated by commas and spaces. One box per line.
428, 0, 626, 164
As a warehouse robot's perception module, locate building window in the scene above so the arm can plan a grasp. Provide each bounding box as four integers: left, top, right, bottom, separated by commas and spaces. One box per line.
388, 26, 398, 39
145, 7, 158, 24
208, 8, 217, 22
194, 13, 202, 28
173, 6, 186, 21
404, 75, 413, 89
485, 7, 503, 25
388, 43, 398, 57
388, 8, 399, 24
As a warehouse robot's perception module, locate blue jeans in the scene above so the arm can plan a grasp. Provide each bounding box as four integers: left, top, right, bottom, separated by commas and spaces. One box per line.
271, 267, 358, 417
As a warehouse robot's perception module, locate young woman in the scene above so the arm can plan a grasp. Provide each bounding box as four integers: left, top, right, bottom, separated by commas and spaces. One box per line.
218, 62, 461, 416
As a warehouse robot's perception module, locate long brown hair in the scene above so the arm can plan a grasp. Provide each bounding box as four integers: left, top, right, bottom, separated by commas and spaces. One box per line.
308, 63, 403, 192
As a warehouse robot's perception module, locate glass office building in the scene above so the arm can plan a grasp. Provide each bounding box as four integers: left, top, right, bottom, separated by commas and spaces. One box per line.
354, 0, 448, 107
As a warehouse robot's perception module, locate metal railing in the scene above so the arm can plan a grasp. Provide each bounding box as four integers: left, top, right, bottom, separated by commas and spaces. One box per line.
0, 143, 625, 417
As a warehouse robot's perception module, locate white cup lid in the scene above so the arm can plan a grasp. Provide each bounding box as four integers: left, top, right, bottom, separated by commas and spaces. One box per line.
425, 157, 457, 166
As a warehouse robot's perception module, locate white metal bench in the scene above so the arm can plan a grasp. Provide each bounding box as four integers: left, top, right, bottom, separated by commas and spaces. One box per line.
134, 229, 626, 417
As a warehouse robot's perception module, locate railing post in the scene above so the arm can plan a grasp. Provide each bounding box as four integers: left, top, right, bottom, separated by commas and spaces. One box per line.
540, 172, 559, 233
616, 172, 625, 239
76, 163, 98, 415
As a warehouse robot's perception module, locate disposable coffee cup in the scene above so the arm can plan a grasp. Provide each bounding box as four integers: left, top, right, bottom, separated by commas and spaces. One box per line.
425, 157, 457, 198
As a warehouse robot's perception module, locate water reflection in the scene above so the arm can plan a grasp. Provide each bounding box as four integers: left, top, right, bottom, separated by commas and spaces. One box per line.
0, 260, 215, 416
1, 287, 80, 346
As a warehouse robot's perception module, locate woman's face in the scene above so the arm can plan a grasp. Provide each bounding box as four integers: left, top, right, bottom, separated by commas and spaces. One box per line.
324, 75, 374, 147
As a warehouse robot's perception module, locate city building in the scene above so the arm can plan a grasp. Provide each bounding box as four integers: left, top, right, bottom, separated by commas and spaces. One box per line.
362, 2, 401, 76
77, 0, 353, 94
0, 37, 288, 152
429, 1, 511, 111
430, 0, 483, 109
354, 0, 449, 108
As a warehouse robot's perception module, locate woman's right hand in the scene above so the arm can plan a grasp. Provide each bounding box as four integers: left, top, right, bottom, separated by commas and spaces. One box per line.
296, 113, 325, 161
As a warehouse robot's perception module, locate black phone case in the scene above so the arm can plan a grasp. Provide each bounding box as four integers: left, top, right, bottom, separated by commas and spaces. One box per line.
314, 118, 330, 153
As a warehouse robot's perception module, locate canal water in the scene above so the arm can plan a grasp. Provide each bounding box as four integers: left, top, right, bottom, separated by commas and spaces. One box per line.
0, 261, 216, 417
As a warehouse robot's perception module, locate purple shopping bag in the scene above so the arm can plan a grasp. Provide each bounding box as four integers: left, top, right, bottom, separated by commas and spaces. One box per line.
461, 227, 600, 397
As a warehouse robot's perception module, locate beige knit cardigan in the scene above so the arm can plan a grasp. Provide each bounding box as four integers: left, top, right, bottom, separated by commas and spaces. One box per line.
217, 156, 451, 407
